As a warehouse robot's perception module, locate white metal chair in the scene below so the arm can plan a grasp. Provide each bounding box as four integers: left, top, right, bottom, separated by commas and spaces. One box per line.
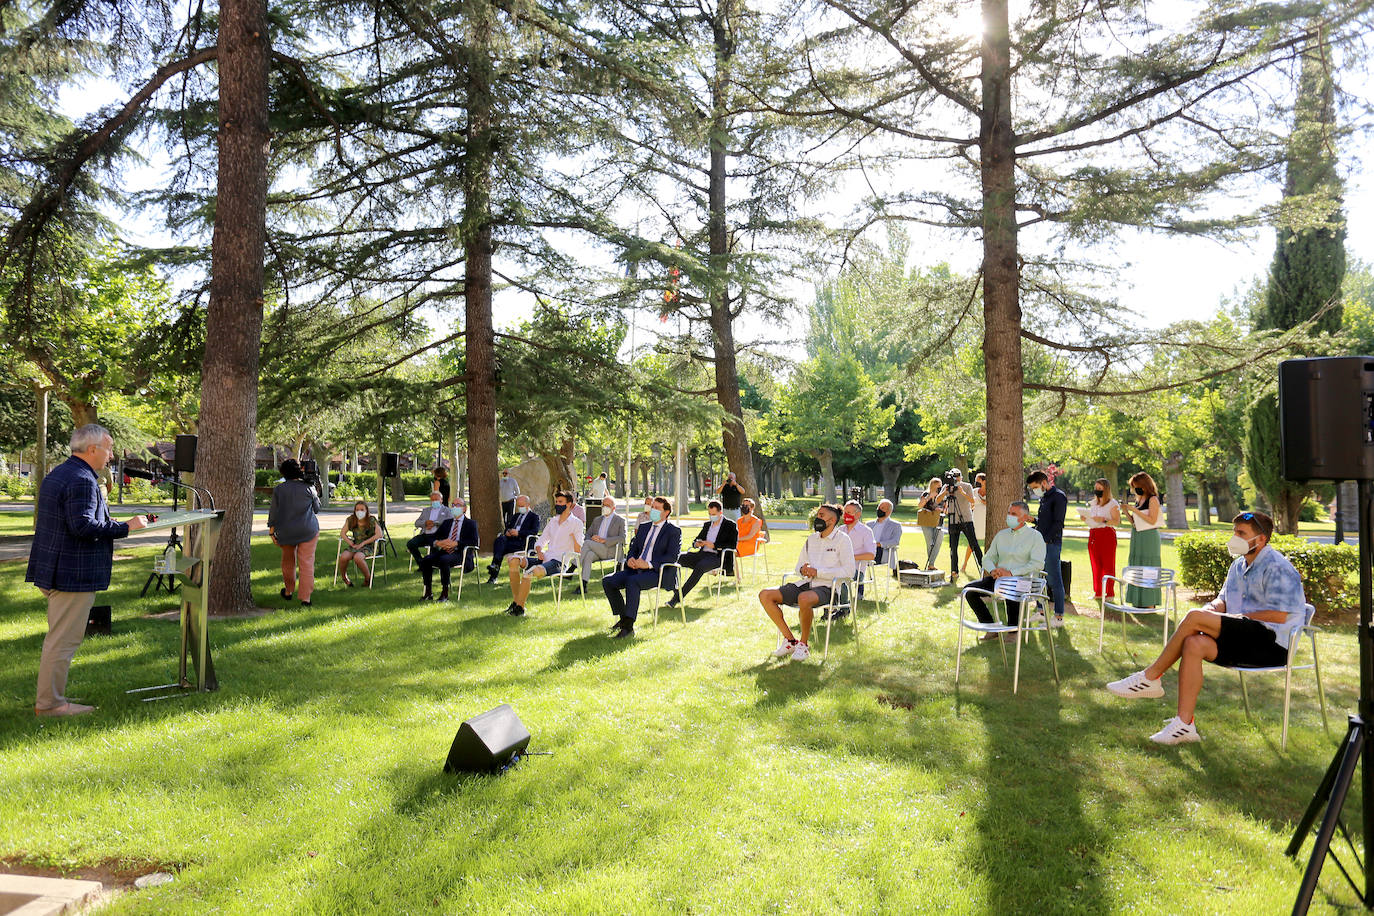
491, 534, 539, 587
955, 575, 1058, 693
853, 558, 892, 606
706, 548, 741, 600
740, 532, 770, 579
1099, 566, 1179, 653
582, 542, 625, 585
648, 562, 686, 625
332, 535, 388, 587
420, 545, 479, 602
779, 573, 859, 664
1215, 603, 1329, 750
527, 550, 585, 611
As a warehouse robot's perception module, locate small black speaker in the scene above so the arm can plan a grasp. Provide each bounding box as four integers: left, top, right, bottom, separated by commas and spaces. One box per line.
174, 434, 198, 473
1278, 357, 1374, 482
86, 605, 112, 636
444, 704, 531, 774
383, 452, 399, 478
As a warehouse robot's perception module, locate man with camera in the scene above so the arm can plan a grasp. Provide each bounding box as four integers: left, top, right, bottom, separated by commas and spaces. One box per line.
941, 469, 982, 580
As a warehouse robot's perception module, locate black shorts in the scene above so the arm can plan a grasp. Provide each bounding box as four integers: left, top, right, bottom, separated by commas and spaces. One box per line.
1210, 616, 1288, 668
777, 582, 832, 607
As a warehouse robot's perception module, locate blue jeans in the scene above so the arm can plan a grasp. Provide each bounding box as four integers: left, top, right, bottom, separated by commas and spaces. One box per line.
1044, 542, 1064, 617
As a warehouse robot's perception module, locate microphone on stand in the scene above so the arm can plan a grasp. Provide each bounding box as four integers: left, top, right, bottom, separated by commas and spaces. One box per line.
124, 467, 161, 482
121, 467, 215, 510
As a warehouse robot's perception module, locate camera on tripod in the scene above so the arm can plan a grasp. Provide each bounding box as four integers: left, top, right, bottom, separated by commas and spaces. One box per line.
938, 469, 962, 510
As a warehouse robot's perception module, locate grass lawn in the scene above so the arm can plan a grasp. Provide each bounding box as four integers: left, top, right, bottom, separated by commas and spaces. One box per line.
0, 527, 1362, 913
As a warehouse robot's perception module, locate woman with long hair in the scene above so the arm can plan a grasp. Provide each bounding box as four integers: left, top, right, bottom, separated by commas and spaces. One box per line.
916, 477, 945, 571
268, 458, 320, 606
1082, 477, 1122, 599
1124, 472, 1163, 607
337, 500, 382, 587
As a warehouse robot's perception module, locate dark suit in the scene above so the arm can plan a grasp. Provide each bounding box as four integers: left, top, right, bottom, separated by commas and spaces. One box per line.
602, 520, 681, 624
675, 517, 738, 599
487, 509, 541, 577
418, 516, 480, 591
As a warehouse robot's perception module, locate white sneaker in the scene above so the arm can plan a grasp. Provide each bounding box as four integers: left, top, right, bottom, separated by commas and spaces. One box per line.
1028, 611, 1046, 625
1107, 670, 1165, 698
773, 637, 797, 658
1150, 716, 1201, 745
1050, 616, 1065, 629
791, 642, 811, 662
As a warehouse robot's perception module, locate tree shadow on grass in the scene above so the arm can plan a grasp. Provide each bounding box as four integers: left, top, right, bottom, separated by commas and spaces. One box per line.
542, 631, 636, 672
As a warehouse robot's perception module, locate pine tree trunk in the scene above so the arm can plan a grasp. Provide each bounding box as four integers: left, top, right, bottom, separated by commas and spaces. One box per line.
198, 0, 270, 615
462, 0, 501, 556
1163, 452, 1189, 529
34, 387, 47, 510
979, 0, 1023, 547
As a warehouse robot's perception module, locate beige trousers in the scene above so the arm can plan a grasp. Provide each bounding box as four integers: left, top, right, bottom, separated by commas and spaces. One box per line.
36, 588, 96, 711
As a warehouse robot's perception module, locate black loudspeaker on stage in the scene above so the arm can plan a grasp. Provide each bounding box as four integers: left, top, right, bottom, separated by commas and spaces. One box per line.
383, 452, 399, 478
174, 434, 198, 474
444, 704, 531, 774
1279, 357, 1374, 914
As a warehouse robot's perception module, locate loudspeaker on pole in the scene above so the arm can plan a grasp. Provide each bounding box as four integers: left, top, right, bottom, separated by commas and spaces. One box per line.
383, 452, 399, 478
174, 434, 198, 474
444, 704, 531, 774
1278, 356, 1374, 483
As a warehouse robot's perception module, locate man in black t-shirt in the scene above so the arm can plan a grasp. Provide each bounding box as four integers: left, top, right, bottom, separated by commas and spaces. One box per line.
718, 472, 745, 522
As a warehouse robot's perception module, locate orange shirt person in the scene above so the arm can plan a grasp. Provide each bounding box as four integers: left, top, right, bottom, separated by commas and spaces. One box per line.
736, 499, 765, 557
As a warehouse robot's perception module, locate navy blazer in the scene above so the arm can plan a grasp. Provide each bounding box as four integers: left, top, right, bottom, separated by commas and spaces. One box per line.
503, 509, 541, 545
431, 515, 480, 555
626, 520, 682, 586
26, 455, 130, 592
689, 517, 738, 575
1034, 486, 1068, 545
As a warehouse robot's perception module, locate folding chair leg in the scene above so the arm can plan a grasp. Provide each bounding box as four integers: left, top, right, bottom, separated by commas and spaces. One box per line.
1313, 634, 1330, 735
1239, 671, 1252, 721
1282, 666, 1292, 751
1098, 597, 1106, 652
1012, 621, 1024, 694
955, 615, 965, 685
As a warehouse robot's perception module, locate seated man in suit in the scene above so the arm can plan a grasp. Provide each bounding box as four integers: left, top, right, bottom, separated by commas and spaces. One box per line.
485, 495, 540, 583
668, 499, 737, 608
417, 497, 480, 601
602, 496, 681, 639
408, 488, 453, 567
579, 495, 626, 595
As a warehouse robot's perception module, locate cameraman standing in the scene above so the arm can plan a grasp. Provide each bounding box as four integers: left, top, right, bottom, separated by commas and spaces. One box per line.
943, 469, 982, 580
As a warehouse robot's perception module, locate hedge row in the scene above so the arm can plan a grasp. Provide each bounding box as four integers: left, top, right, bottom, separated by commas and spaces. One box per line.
1174, 531, 1358, 612
252, 468, 433, 496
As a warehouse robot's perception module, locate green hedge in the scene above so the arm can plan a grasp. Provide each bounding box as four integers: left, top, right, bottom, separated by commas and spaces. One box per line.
253, 469, 432, 497
0, 473, 34, 498
1175, 531, 1358, 612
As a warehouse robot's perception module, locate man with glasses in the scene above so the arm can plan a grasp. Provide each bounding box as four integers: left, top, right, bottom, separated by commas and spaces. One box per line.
27, 424, 149, 717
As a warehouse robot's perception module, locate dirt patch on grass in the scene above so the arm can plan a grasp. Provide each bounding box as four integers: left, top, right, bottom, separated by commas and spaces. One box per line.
0, 855, 186, 891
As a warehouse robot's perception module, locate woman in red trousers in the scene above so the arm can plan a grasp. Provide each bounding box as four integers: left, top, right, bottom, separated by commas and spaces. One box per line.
1081, 477, 1121, 599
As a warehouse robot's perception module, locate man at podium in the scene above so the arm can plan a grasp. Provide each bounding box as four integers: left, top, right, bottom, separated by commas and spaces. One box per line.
26, 424, 149, 717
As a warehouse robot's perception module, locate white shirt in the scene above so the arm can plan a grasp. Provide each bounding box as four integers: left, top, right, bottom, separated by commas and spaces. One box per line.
843, 521, 876, 560
499, 476, 520, 501
796, 528, 857, 586
536, 511, 584, 560
596, 513, 616, 539
1081, 499, 1119, 529
589, 478, 608, 499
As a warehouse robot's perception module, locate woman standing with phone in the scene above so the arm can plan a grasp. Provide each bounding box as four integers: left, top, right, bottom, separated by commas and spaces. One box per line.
1123, 472, 1163, 607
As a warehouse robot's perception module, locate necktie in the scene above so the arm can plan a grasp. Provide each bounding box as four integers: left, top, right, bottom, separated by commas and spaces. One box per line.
640, 524, 659, 560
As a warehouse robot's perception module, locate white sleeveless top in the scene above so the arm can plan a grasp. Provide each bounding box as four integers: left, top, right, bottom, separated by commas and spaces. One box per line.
1130, 497, 1162, 531
1082, 499, 1119, 529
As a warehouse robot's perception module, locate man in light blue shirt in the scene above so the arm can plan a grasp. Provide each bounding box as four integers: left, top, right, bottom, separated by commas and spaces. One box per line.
963, 501, 1045, 627
1107, 510, 1305, 745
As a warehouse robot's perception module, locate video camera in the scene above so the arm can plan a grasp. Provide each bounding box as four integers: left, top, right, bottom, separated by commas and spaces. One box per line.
938, 469, 963, 510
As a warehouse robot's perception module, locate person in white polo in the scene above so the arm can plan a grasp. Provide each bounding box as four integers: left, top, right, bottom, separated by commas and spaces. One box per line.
757, 504, 856, 662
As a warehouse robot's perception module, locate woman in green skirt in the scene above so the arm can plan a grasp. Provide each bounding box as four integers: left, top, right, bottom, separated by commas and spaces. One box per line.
1124, 471, 1163, 606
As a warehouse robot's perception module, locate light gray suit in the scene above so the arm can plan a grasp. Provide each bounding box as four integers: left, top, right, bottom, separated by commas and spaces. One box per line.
580, 512, 627, 582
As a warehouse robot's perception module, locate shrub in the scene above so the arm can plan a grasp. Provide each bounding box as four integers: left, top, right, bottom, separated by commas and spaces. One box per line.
1174, 531, 1358, 612
758, 496, 817, 517
0, 473, 34, 498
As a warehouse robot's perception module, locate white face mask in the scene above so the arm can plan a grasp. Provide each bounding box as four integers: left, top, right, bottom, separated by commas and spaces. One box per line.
1227, 534, 1259, 558
454, 506, 465, 517
1029, 487, 1044, 500
355, 510, 367, 520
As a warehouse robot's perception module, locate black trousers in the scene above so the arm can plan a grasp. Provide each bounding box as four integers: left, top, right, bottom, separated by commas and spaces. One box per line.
419, 550, 476, 591
501, 499, 515, 519
407, 532, 438, 566
948, 522, 982, 574
965, 575, 1026, 626
487, 533, 525, 575
676, 550, 724, 598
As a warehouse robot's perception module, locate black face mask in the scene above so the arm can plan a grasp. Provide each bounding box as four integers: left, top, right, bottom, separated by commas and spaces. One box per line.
1133, 487, 1144, 496
555, 503, 568, 514
877, 509, 888, 518
1094, 489, 1104, 498
811, 517, 827, 533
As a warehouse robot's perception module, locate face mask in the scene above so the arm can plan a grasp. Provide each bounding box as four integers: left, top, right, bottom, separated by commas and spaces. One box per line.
355, 510, 367, 520
1133, 487, 1144, 496
1006, 514, 1020, 529
1227, 534, 1259, 558
877, 509, 888, 518
555, 503, 568, 515
603, 505, 616, 515
843, 513, 857, 525
649, 508, 663, 522
742, 506, 752, 515
516, 506, 527, 514
454, 507, 465, 517
1093, 489, 1104, 498
811, 517, 827, 533
431, 500, 443, 509
1029, 487, 1043, 499
709, 511, 719, 519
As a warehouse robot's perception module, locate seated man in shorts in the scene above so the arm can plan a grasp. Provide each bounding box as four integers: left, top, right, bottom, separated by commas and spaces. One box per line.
503, 491, 583, 617
1106, 510, 1306, 745
758, 504, 855, 662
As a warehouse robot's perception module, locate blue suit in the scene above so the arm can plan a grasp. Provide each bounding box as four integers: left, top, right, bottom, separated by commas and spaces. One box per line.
27, 456, 129, 592
603, 521, 681, 624
418, 516, 481, 591
487, 509, 541, 577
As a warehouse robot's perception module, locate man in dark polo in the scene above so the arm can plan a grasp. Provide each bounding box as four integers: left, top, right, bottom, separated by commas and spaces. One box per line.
27, 424, 148, 717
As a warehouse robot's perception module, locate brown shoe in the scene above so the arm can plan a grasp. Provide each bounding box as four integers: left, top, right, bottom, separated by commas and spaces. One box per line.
35, 702, 95, 718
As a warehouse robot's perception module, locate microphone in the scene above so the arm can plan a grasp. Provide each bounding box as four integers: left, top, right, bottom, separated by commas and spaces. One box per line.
124, 467, 162, 482
122, 466, 216, 510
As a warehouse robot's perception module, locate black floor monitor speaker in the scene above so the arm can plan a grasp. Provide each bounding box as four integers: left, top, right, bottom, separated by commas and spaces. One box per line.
444, 704, 531, 774
383, 452, 399, 478
174, 434, 198, 473
1279, 356, 1374, 482
86, 605, 112, 636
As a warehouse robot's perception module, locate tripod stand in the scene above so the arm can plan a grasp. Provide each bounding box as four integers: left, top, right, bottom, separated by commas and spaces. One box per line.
141, 472, 182, 597
1288, 478, 1374, 913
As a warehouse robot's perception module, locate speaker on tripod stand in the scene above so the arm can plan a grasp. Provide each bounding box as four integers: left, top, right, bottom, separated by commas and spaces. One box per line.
1279, 356, 1374, 913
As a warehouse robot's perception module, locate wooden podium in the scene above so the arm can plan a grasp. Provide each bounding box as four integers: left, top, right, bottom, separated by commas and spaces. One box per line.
128, 508, 225, 698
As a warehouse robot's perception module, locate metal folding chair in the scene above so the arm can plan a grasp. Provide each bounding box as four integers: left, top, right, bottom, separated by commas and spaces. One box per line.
1099, 566, 1179, 653
706, 548, 741, 600
955, 575, 1058, 693
778, 573, 859, 664
333, 535, 388, 587
1215, 603, 1329, 750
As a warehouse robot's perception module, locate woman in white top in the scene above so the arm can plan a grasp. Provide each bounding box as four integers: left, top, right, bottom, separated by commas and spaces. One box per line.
1081, 477, 1121, 599
962, 472, 988, 575
1124, 471, 1163, 607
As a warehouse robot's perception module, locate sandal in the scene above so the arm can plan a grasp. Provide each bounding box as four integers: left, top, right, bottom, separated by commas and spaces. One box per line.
342, 576, 353, 587
280, 587, 293, 600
